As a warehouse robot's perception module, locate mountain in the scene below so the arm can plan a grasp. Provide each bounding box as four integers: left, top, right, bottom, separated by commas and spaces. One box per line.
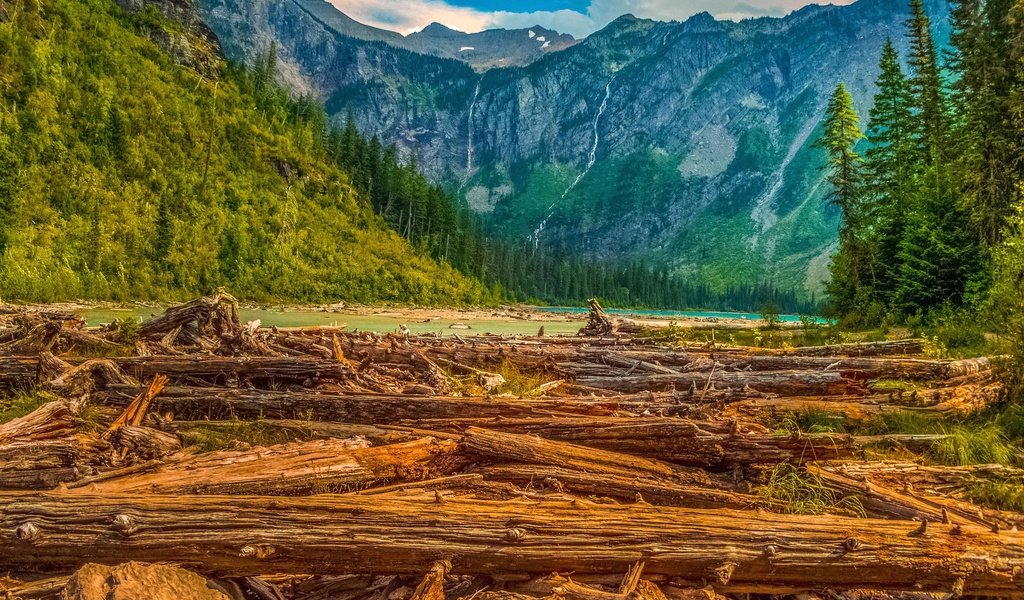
404, 22, 576, 70
199, 0, 953, 296
0, 0, 490, 304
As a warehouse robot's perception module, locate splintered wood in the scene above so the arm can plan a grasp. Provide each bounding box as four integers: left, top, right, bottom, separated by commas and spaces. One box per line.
0, 293, 1020, 600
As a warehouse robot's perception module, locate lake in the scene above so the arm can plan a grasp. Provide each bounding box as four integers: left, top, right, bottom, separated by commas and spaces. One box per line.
78, 305, 822, 336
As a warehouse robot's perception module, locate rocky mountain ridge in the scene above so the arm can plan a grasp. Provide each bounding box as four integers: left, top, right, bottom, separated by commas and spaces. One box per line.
199, 0, 953, 294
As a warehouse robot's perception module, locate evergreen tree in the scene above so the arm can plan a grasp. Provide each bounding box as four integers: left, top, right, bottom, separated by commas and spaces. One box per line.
864, 39, 915, 304
906, 0, 949, 171
949, 0, 1021, 245
817, 83, 870, 316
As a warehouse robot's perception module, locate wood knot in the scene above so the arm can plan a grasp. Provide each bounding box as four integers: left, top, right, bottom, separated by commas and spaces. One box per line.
111, 513, 136, 536
712, 562, 737, 585
14, 522, 39, 543
843, 537, 861, 551
505, 527, 527, 542
239, 545, 275, 559
763, 545, 778, 558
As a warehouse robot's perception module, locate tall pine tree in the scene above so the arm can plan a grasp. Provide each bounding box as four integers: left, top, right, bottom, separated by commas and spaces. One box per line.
949, 0, 1021, 245
864, 39, 915, 303
906, 0, 949, 171
817, 83, 869, 317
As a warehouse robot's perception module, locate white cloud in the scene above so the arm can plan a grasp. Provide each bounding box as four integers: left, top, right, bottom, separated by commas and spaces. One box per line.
327, 0, 854, 38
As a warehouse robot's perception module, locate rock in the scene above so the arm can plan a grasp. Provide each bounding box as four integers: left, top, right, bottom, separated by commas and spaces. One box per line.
62, 562, 230, 600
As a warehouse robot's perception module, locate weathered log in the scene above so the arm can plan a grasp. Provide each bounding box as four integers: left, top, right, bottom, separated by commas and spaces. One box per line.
171, 419, 427, 447
109, 356, 352, 385
0, 357, 41, 390
0, 401, 78, 445
138, 291, 240, 339
576, 371, 864, 396
0, 322, 61, 356
475, 465, 755, 509
72, 437, 459, 495
813, 461, 1024, 530
779, 339, 926, 357
578, 299, 615, 337
462, 427, 709, 485
2, 493, 1023, 594
806, 464, 988, 526
0, 401, 110, 489
99, 386, 659, 423
116, 426, 182, 460
40, 352, 137, 397
413, 417, 859, 468
409, 561, 451, 600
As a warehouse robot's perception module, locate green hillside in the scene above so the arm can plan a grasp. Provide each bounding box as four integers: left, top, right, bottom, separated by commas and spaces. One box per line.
0, 0, 491, 304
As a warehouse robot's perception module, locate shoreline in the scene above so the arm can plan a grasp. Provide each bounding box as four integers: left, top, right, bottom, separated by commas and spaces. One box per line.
4, 300, 795, 331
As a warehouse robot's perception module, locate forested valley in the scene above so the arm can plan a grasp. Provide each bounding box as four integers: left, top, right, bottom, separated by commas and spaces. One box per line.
0, 0, 814, 313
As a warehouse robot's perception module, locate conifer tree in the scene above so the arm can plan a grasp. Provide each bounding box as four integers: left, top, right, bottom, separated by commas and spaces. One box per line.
817, 83, 869, 317
864, 40, 915, 302
906, 0, 949, 170
949, 0, 1021, 245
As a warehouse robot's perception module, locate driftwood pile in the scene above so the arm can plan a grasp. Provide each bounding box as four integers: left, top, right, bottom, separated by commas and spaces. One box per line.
0, 293, 1021, 600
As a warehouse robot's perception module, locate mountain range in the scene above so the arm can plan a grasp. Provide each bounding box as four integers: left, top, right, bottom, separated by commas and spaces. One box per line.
198, 0, 953, 295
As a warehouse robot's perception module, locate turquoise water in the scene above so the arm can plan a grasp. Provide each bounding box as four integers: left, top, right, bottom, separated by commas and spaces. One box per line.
78, 308, 582, 337
535, 306, 826, 324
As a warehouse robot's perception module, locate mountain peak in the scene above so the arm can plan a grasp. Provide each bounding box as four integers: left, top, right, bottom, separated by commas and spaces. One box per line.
420, 22, 458, 36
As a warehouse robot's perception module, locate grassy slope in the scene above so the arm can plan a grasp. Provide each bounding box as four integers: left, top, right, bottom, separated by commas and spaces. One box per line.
0, 0, 492, 305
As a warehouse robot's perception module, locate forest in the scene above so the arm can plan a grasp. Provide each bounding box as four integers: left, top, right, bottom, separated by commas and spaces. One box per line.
821, 0, 1023, 348
0, 0, 815, 314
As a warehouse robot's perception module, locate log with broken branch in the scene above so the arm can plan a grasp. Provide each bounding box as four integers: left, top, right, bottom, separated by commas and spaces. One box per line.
1, 493, 1022, 594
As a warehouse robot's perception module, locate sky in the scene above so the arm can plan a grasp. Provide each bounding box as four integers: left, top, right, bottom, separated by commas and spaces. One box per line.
327, 0, 853, 38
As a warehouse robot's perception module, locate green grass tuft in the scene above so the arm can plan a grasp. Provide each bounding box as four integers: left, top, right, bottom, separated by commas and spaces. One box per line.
756, 464, 865, 516
180, 420, 301, 453
0, 391, 50, 423
964, 479, 1024, 513
929, 424, 1015, 466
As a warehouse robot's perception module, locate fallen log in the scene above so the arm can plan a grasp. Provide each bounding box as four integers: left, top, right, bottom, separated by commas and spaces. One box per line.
109, 356, 352, 385
0, 357, 40, 390
2, 493, 1023, 594
138, 290, 240, 339
72, 437, 460, 496
171, 419, 428, 447
779, 339, 926, 357
99, 386, 667, 423
415, 417, 860, 468
576, 371, 864, 396
475, 465, 755, 509
462, 427, 709, 485
0, 401, 110, 489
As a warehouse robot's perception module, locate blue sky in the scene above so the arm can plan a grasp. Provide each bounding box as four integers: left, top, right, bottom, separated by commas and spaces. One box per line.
330, 0, 853, 38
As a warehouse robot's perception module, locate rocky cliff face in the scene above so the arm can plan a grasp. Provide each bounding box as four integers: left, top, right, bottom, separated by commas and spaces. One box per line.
199, 0, 951, 293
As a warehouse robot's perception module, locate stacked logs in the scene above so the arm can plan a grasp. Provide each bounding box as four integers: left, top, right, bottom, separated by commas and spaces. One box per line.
0, 293, 1020, 600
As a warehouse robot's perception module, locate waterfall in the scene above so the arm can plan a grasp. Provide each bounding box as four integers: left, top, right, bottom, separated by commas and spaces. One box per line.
531, 78, 614, 247
466, 79, 481, 174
